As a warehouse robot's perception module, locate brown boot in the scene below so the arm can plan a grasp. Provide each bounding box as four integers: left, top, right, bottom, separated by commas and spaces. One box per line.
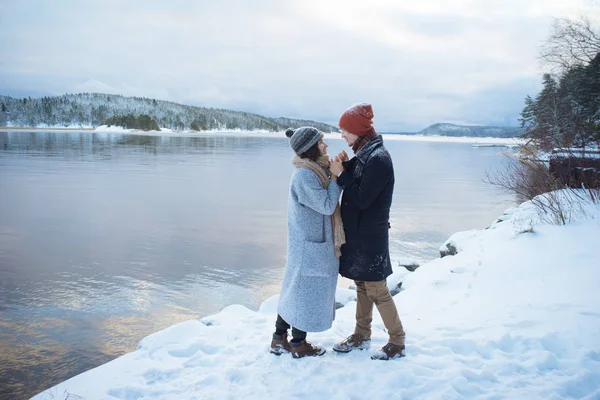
371, 342, 405, 360
332, 333, 371, 353
289, 340, 326, 359
270, 333, 291, 355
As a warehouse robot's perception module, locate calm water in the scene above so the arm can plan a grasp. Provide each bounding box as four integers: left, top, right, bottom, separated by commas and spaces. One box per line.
0, 131, 514, 399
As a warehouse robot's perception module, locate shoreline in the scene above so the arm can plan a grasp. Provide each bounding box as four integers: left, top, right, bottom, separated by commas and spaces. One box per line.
0, 126, 523, 145
30, 190, 600, 399
0, 126, 95, 131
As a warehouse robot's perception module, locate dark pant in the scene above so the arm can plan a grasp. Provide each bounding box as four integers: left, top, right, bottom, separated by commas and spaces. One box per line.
275, 314, 307, 342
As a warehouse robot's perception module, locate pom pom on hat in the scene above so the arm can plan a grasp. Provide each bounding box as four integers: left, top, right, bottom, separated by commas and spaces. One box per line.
286, 127, 323, 154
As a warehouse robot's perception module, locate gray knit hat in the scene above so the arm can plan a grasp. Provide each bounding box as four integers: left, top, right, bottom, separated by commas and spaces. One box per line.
285, 127, 323, 154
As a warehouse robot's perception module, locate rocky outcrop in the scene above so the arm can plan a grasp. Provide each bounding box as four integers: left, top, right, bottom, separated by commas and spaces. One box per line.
440, 242, 458, 258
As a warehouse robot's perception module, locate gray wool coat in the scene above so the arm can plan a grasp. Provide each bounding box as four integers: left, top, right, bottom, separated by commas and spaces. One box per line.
277, 167, 342, 332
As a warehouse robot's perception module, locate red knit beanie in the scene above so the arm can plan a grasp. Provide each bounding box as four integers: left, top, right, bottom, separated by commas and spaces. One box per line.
338, 103, 374, 136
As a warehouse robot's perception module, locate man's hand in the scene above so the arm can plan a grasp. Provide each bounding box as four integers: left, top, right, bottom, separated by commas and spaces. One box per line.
336, 150, 349, 162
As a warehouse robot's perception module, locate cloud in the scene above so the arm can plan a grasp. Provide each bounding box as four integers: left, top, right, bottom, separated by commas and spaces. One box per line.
0, 0, 597, 130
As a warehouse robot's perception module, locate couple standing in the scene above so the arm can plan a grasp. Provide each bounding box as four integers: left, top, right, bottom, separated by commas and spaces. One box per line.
271, 103, 406, 360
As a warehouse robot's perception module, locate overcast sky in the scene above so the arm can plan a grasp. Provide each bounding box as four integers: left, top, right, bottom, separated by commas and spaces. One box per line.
1, 0, 597, 131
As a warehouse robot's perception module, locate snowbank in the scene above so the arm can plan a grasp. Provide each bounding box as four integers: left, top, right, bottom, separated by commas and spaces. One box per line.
32, 192, 600, 399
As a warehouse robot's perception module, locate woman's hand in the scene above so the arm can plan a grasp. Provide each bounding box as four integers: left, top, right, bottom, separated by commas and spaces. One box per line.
329, 158, 343, 178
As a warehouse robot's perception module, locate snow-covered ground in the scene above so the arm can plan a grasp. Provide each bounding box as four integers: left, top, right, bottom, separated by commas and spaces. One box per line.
32, 191, 600, 400
549, 148, 600, 160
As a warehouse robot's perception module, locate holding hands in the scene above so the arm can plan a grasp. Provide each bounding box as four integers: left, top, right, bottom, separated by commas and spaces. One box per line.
329, 150, 348, 178
336, 150, 349, 162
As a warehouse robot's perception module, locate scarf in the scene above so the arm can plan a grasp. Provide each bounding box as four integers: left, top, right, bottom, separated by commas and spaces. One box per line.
292, 154, 346, 258
352, 129, 379, 154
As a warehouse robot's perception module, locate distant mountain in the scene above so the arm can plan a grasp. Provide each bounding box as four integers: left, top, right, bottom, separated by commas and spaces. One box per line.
0, 93, 339, 133
418, 123, 524, 138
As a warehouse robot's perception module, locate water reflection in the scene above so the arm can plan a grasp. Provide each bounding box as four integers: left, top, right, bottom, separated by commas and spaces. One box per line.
0, 131, 515, 399
0, 131, 285, 158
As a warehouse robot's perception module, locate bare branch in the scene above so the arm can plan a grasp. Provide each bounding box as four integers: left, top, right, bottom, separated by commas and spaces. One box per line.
540, 17, 600, 73
484, 146, 599, 225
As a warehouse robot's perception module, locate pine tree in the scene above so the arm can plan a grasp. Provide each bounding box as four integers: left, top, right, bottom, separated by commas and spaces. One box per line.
521, 74, 563, 150
522, 52, 600, 150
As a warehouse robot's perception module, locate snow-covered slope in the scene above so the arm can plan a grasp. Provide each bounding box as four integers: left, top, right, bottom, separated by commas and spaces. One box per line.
0, 93, 339, 133
420, 123, 524, 138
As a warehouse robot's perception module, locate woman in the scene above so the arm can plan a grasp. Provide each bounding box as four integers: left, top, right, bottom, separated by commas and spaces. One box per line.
270, 126, 345, 359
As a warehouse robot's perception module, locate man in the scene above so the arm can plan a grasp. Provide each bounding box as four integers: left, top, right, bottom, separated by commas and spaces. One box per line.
328, 103, 406, 360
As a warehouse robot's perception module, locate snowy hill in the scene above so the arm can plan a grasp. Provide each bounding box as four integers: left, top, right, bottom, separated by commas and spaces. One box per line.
419, 123, 524, 138
31, 191, 600, 399
0, 93, 339, 133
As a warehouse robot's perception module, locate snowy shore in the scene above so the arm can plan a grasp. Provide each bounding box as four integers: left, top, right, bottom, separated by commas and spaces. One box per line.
32, 191, 600, 400
0, 125, 523, 145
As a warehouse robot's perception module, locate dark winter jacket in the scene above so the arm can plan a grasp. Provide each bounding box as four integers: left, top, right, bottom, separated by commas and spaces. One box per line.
337, 135, 394, 281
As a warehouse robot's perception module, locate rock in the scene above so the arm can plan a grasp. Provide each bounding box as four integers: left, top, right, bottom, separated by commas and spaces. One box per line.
440, 242, 458, 258
493, 212, 514, 225
390, 282, 403, 296
399, 262, 420, 272
440, 230, 479, 257
397, 258, 420, 271
335, 288, 357, 308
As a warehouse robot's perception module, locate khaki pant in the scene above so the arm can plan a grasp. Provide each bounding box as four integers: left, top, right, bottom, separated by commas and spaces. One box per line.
354, 280, 405, 346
